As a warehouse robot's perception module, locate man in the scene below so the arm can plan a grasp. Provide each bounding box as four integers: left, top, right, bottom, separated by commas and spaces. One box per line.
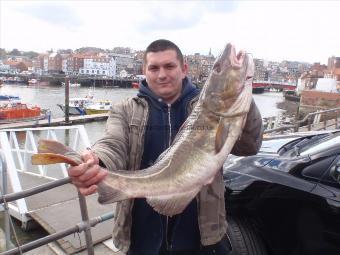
68, 39, 263, 255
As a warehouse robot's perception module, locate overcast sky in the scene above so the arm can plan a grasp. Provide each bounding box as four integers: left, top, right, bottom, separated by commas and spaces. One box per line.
1, 0, 339, 64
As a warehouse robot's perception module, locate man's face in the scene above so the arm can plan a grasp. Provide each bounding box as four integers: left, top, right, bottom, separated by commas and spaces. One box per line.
144, 49, 188, 104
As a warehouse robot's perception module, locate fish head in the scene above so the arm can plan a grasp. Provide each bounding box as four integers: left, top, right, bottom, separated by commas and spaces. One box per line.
201, 43, 254, 113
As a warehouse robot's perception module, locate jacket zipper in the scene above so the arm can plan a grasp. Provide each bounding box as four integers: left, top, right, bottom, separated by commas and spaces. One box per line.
166, 103, 172, 250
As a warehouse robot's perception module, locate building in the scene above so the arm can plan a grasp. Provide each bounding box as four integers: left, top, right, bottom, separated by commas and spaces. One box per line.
79, 56, 116, 77
327, 56, 340, 83
43, 53, 62, 74
65, 54, 86, 75
108, 53, 134, 76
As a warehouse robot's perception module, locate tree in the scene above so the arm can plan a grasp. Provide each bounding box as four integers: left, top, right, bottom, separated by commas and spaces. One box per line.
22, 51, 39, 59
9, 48, 21, 56
0, 48, 6, 59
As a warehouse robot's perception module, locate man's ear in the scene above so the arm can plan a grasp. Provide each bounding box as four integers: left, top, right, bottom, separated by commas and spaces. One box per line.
182, 63, 188, 75
142, 65, 146, 75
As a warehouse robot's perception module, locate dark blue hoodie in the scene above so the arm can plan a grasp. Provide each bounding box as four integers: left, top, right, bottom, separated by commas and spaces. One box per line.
130, 77, 200, 254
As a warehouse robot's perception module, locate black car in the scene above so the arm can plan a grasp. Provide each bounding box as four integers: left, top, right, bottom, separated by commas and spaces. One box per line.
223, 130, 340, 255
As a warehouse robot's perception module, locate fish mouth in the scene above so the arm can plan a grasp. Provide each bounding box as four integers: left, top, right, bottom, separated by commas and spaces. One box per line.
212, 44, 246, 74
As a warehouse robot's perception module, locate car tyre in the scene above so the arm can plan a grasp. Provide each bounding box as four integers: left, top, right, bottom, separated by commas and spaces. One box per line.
227, 215, 268, 255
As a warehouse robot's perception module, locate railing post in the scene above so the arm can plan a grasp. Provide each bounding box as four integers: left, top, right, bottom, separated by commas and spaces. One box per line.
308, 116, 311, 131
335, 111, 338, 129
0, 152, 11, 250
78, 192, 94, 255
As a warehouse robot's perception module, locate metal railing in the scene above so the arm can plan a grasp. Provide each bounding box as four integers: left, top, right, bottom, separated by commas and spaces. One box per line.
264, 107, 340, 135
0, 125, 90, 225
0, 174, 114, 255
0, 125, 114, 254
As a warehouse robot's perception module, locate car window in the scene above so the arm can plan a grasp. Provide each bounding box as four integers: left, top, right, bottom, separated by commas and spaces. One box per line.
299, 133, 340, 156
321, 158, 340, 188
260, 137, 302, 153
301, 155, 336, 181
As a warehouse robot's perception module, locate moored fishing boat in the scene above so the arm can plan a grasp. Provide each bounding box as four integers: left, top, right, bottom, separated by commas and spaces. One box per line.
61, 82, 81, 87
0, 95, 20, 101
57, 96, 94, 115
0, 101, 43, 123
84, 100, 112, 114
28, 78, 39, 85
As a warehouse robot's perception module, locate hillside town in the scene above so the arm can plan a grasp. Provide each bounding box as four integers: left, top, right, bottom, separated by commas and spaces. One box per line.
0, 47, 339, 87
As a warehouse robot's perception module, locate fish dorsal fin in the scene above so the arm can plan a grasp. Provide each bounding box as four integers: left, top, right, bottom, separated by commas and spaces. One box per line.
215, 118, 230, 153
146, 188, 200, 216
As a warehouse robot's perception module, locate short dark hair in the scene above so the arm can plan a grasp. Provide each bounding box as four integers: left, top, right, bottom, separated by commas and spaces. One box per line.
143, 39, 184, 65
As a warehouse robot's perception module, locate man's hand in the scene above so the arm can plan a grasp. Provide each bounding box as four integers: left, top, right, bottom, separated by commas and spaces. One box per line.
67, 149, 108, 196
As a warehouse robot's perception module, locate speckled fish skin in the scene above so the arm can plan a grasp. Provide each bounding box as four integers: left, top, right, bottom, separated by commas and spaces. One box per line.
31, 43, 254, 216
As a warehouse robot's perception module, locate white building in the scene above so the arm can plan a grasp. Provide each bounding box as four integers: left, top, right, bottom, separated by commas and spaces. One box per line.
0, 61, 10, 73
79, 57, 116, 77
62, 59, 68, 74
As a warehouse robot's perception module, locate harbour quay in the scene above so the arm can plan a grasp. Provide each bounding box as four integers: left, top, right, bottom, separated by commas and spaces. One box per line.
0, 113, 108, 130
1, 73, 139, 88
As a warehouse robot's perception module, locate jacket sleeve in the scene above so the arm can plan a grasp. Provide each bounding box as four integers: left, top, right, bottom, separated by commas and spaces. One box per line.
231, 99, 263, 156
91, 100, 130, 171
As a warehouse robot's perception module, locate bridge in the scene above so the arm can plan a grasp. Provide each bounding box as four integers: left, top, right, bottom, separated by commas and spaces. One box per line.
252, 80, 297, 93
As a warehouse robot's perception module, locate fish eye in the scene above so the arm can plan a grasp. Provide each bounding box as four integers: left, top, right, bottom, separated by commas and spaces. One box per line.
213, 62, 221, 73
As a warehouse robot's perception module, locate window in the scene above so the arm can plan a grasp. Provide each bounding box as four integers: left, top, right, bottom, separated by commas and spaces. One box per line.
102, 71, 105, 74
97, 70, 99, 74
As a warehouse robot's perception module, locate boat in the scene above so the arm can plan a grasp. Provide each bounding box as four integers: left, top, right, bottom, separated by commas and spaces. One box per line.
61, 82, 81, 87
0, 95, 20, 101
0, 101, 42, 122
132, 82, 140, 89
57, 96, 94, 115
28, 79, 39, 85
283, 90, 300, 102
84, 100, 112, 114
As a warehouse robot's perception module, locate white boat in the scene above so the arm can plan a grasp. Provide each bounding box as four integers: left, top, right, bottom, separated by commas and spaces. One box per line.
85, 100, 112, 115
57, 96, 94, 115
61, 82, 81, 87
28, 79, 38, 85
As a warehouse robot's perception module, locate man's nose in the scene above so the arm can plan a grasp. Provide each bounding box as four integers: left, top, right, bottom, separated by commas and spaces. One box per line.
158, 67, 167, 79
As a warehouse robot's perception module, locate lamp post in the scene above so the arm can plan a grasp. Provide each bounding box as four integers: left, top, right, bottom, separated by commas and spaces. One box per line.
64, 76, 70, 123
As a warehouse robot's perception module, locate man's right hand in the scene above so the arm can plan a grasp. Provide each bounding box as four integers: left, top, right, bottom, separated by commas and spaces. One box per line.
67, 149, 108, 196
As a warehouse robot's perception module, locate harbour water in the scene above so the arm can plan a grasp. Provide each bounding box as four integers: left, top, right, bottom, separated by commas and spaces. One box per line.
0, 84, 284, 143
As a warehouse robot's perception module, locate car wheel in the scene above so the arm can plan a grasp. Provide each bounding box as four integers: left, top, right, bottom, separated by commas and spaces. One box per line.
227, 215, 268, 255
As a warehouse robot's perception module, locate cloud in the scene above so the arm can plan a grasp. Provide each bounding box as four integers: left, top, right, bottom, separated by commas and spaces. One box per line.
137, 1, 237, 32
203, 1, 238, 13
13, 2, 82, 31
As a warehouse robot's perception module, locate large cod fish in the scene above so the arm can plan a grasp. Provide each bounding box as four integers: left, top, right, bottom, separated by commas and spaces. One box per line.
31, 43, 254, 216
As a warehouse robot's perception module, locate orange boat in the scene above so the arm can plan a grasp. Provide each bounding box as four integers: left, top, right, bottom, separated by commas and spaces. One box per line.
0, 102, 41, 120
132, 82, 140, 89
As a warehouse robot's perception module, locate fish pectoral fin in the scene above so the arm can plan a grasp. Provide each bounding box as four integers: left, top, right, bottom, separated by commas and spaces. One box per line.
97, 181, 130, 204
31, 153, 79, 166
215, 119, 230, 153
146, 188, 200, 217
38, 139, 73, 154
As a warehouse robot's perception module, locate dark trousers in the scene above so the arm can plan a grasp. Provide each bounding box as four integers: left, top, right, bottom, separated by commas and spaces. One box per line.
127, 235, 231, 255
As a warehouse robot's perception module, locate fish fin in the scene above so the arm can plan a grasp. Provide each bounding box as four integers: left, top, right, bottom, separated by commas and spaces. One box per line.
215, 119, 230, 153
38, 140, 83, 164
31, 153, 79, 166
38, 139, 73, 154
96, 181, 130, 204
146, 188, 199, 216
